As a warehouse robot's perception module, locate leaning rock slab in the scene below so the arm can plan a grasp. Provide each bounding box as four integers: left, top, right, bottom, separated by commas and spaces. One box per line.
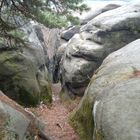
61, 26, 80, 41
0, 91, 44, 140
70, 39, 140, 140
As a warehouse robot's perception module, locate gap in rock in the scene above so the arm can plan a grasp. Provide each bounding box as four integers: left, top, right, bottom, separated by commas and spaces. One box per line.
28, 83, 80, 140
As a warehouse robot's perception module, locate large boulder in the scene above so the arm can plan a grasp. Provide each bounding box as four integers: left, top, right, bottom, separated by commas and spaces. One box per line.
0, 22, 52, 106
60, 3, 140, 98
60, 4, 121, 42
60, 33, 105, 97
26, 23, 61, 82
70, 39, 140, 140
0, 91, 45, 140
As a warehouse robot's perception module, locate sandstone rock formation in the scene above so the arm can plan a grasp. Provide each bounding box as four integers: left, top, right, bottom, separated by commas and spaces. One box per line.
70, 39, 140, 140
0, 91, 46, 140
60, 3, 140, 97
54, 43, 67, 83
0, 22, 52, 106
55, 3, 122, 85
80, 3, 121, 25
41, 26, 61, 82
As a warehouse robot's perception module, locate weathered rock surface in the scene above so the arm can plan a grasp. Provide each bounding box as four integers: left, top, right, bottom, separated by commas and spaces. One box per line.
61, 26, 80, 41
0, 22, 52, 106
81, 3, 121, 25
0, 91, 45, 140
60, 3, 140, 97
41, 26, 61, 82
60, 33, 105, 97
54, 43, 67, 83
70, 39, 140, 140
60, 4, 120, 42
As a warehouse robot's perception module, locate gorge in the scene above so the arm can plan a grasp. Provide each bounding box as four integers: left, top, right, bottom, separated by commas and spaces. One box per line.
0, 0, 140, 140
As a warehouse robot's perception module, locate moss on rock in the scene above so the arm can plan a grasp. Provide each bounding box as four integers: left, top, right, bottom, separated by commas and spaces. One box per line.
69, 97, 94, 140
18, 87, 39, 107
40, 84, 52, 104
0, 46, 51, 106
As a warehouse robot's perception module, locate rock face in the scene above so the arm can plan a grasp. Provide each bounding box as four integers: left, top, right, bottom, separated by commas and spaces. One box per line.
60, 4, 121, 42
41, 26, 61, 82
0, 22, 52, 106
55, 3, 121, 84
60, 3, 140, 97
54, 43, 67, 83
80, 3, 121, 25
70, 39, 140, 140
0, 91, 44, 140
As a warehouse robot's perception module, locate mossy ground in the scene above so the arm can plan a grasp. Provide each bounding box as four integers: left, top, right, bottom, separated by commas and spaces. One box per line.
59, 87, 94, 140
40, 83, 52, 105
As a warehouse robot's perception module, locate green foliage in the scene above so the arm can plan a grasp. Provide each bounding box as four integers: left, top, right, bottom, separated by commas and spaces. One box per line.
67, 15, 80, 25
79, 4, 90, 12
39, 83, 52, 104
69, 97, 94, 140
35, 11, 68, 28
8, 30, 26, 40
29, 0, 89, 27
0, 0, 88, 29
0, 0, 89, 46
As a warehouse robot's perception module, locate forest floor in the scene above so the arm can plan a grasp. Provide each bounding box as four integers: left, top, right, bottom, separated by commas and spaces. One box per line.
29, 84, 80, 140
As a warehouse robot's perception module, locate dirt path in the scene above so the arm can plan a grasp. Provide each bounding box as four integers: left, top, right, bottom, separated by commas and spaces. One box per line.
29, 84, 80, 140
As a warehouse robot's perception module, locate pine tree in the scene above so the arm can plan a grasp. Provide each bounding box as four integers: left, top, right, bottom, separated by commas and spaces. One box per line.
0, 0, 89, 29
0, 0, 89, 46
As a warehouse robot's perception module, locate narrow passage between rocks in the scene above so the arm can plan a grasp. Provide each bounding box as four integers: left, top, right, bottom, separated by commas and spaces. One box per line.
29, 84, 80, 140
